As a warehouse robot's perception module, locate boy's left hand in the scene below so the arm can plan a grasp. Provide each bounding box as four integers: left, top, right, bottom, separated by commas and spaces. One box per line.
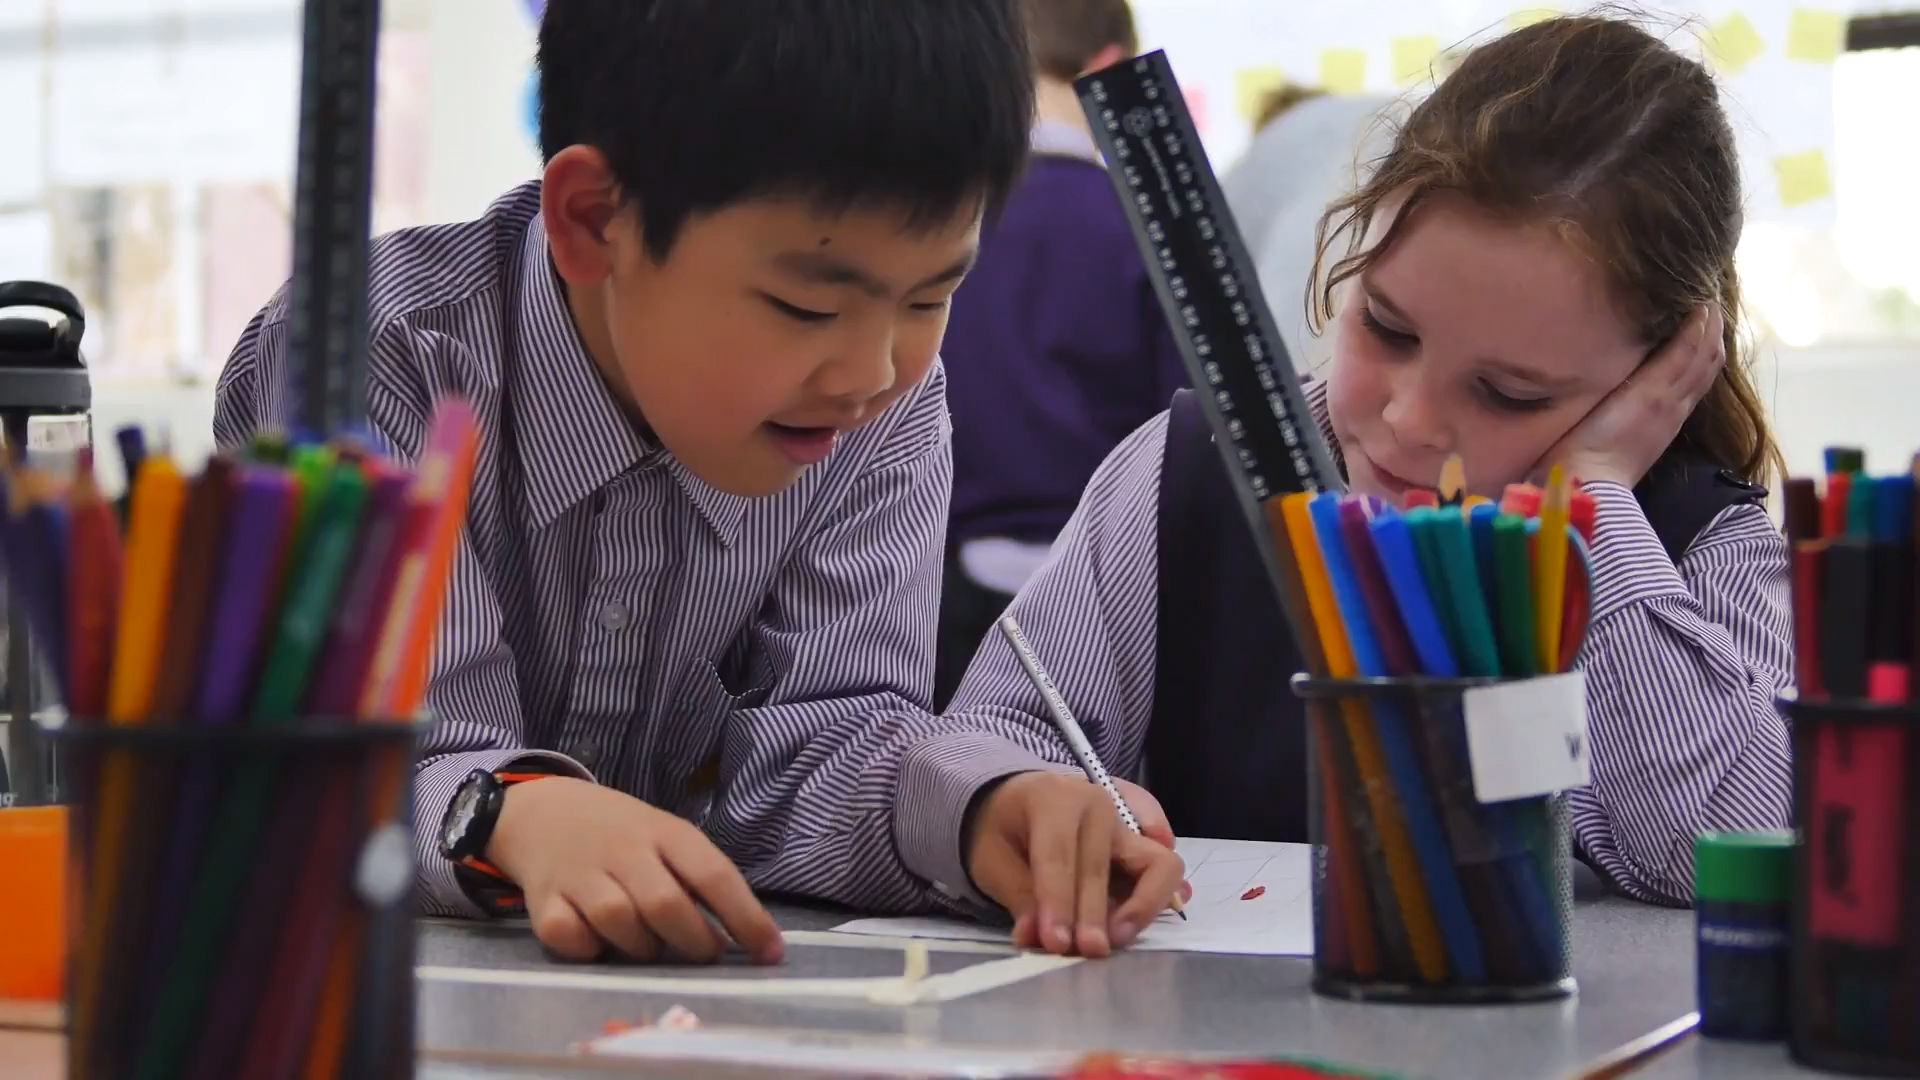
1539, 305, 1726, 488
964, 772, 1187, 958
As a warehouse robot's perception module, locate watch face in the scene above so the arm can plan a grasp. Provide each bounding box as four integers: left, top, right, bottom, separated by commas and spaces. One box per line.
444, 775, 488, 854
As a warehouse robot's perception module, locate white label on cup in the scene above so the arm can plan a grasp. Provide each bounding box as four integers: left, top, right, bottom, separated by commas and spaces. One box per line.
1462, 671, 1591, 803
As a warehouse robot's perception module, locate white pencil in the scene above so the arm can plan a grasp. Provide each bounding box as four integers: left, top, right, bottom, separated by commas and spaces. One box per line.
997, 615, 1185, 919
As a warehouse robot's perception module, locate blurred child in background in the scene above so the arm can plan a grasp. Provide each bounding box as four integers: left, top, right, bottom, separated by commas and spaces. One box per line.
935, 0, 1188, 707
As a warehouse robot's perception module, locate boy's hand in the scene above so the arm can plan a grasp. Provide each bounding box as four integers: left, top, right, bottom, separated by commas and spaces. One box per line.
484, 776, 785, 965
964, 772, 1187, 958
1540, 305, 1726, 489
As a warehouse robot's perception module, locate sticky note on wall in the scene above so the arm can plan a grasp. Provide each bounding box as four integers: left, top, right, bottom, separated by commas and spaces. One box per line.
1775, 149, 1835, 207
1235, 66, 1289, 123
1787, 9, 1846, 63
1320, 49, 1368, 95
1506, 6, 1562, 31
1392, 36, 1440, 87
1705, 12, 1766, 76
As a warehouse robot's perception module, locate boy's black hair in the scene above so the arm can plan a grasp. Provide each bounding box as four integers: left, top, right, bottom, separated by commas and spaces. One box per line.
538, 0, 1035, 261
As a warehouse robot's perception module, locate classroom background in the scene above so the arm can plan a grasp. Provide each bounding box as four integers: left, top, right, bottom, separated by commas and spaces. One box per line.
0, 0, 1914, 496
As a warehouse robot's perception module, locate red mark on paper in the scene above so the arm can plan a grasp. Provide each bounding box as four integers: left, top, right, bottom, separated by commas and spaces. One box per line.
1240, 885, 1266, 901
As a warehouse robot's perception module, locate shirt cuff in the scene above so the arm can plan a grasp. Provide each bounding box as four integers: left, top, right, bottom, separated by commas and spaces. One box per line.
892, 732, 1080, 909
413, 748, 591, 918
1583, 480, 1690, 623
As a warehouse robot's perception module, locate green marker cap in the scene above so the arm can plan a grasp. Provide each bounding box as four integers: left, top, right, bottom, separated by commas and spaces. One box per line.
1694, 830, 1794, 905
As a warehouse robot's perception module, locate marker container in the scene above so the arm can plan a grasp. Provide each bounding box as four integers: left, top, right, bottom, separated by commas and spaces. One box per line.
1292, 674, 1576, 1003
1784, 696, 1920, 1076
1695, 830, 1794, 1041
43, 715, 426, 1080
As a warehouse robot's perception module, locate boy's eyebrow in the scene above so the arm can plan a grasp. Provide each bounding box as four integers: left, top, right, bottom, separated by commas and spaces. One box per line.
772, 250, 977, 299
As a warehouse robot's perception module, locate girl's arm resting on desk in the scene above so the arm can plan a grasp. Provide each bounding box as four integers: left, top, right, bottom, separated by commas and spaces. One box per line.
1570, 482, 1794, 905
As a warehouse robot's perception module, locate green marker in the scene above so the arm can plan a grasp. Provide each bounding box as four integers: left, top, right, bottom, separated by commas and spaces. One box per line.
1491, 514, 1537, 678
1432, 507, 1503, 678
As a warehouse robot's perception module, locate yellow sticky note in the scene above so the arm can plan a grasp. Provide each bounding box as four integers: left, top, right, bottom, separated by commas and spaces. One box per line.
1234, 66, 1289, 123
1505, 5, 1561, 31
1705, 12, 1766, 76
1320, 49, 1368, 95
1392, 36, 1441, 87
1774, 149, 1834, 207
1786, 9, 1846, 63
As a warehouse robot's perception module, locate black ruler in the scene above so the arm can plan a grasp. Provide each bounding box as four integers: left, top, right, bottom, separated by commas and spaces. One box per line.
1075, 52, 1344, 616
284, 0, 381, 435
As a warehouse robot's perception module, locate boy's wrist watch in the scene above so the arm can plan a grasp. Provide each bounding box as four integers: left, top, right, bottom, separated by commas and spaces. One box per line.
440, 767, 552, 916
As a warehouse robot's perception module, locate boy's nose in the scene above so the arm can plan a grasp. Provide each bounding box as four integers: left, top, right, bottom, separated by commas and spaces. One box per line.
815, 332, 898, 404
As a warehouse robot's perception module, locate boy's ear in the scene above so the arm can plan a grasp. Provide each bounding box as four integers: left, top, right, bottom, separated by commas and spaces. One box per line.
541, 146, 626, 286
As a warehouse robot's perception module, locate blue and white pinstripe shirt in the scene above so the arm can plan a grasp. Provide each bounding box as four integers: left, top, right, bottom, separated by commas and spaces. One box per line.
212, 182, 1051, 917
943, 381, 1797, 905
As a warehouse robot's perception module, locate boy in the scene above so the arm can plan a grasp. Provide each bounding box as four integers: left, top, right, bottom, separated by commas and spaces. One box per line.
214, 0, 1182, 965
934, 0, 1188, 706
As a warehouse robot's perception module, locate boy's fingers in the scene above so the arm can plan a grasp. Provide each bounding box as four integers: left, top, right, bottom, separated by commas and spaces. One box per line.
1028, 796, 1080, 954
1073, 793, 1116, 958
559, 876, 658, 963
663, 829, 785, 964
1106, 833, 1187, 945
619, 853, 726, 964
529, 893, 606, 962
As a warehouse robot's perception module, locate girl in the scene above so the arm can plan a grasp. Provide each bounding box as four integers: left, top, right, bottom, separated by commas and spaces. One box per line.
950, 14, 1792, 954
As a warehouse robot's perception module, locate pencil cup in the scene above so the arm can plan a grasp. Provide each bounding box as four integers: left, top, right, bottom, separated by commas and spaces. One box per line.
1783, 695, 1920, 1076
1292, 674, 1579, 1003
42, 714, 427, 1080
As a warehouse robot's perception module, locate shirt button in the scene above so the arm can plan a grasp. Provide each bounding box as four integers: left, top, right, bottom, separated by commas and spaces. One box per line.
571, 740, 601, 772
599, 602, 631, 631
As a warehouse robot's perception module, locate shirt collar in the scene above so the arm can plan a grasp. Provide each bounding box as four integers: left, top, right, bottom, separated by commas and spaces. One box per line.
506, 206, 748, 544
1030, 119, 1104, 165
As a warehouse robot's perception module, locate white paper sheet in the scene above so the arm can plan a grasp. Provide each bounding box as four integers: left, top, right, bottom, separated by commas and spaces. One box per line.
585, 1023, 1080, 1077
833, 837, 1314, 957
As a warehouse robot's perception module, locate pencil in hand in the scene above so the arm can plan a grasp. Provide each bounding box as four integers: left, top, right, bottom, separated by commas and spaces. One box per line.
997, 615, 1187, 920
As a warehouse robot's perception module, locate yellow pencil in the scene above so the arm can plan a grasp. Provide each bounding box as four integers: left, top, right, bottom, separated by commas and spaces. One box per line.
74, 455, 186, 1066
1535, 464, 1571, 673
1279, 493, 1448, 984
1438, 454, 1466, 506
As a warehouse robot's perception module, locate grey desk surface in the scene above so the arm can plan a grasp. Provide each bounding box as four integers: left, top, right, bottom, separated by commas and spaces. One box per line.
1629, 1039, 1822, 1080
414, 896, 1709, 1080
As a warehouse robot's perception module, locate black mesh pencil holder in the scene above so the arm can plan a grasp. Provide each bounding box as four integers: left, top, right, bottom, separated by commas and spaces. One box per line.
1784, 695, 1920, 1076
41, 714, 428, 1080
1292, 674, 1577, 1004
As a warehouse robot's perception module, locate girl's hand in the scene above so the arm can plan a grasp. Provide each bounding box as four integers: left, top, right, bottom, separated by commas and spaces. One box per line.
1538, 306, 1725, 489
